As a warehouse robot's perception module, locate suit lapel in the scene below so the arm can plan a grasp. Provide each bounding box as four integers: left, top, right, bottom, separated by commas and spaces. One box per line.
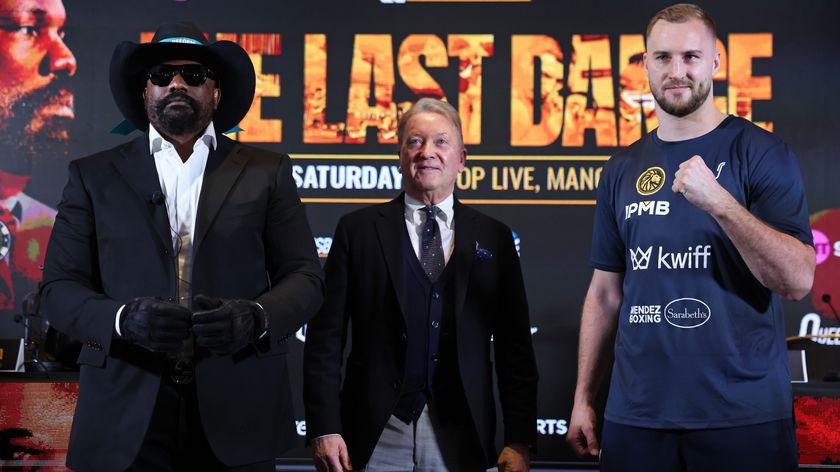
453, 198, 476, 319
113, 135, 170, 250
375, 194, 410, 323
194, 135, 247, 253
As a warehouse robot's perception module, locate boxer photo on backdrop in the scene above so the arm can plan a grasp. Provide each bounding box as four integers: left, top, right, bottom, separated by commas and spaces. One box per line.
303, 98, 538, 472
0, 0, 76, 333
567, 3, 815, 472
39, 21, 324, 471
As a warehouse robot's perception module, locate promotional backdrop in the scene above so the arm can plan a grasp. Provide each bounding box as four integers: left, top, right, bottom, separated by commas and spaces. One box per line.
0, 0, 838, 464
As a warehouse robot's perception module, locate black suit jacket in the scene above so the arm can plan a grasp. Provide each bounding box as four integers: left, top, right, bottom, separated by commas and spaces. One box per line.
303, 194, 538, 468
40, 133, 324, 472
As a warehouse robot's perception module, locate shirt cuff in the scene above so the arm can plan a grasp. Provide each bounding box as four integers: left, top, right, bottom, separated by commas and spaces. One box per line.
115, 304, 126, 336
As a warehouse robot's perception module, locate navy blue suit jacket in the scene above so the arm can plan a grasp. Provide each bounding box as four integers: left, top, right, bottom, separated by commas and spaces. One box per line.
303, 194, 537, 468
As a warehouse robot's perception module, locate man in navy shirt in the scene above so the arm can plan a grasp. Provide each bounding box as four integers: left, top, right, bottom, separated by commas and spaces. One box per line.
567, 4, 815, 471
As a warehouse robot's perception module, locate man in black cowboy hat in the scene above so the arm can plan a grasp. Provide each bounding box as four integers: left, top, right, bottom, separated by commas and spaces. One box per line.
40, 21, 324, 471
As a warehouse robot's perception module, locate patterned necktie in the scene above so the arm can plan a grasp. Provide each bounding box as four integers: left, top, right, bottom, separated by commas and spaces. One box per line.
419, 206, 445, 282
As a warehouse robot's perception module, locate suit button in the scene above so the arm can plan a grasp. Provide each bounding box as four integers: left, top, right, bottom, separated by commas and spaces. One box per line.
392, 380, 401, 390
431, 321, 440, 329
432, 292, 440, 300
163, 249, 169, 256
401, 332, 407, 340
431, 354, 439, 362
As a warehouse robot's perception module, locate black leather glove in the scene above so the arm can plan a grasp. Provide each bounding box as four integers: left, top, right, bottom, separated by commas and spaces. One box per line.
191, 294, 269, 355
119, 297, 192, 353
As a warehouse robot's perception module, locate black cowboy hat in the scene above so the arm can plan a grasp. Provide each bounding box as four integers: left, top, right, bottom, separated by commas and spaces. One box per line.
109, 21, 256, 133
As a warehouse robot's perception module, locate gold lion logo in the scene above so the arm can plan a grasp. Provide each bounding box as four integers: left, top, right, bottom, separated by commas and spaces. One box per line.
636, 167, 666, 196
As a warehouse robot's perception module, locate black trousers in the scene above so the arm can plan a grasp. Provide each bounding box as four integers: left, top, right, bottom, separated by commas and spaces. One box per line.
600, 418, 798, 472
127, 374, 274, 472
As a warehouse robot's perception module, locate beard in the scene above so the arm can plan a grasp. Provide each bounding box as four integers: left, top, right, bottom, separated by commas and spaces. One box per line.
146, 91, 214, 137
650, 77, 711, 118
0, 80, 74, 176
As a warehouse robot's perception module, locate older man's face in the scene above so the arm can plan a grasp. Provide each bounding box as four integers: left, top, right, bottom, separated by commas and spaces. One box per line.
0, 0, 76, 172
399, 111, 466, 204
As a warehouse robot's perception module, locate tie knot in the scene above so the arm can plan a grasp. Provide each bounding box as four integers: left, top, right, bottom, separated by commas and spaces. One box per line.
421, 206, 440, 219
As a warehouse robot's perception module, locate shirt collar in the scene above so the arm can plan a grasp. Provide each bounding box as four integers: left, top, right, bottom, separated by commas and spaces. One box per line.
149, 121, 217, 155
404, 192, 455, 230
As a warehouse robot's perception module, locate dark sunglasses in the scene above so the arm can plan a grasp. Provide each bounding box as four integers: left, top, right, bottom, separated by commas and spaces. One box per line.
146, 64, 217, 87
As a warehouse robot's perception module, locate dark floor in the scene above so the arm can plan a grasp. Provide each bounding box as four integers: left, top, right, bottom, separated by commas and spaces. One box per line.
274, 461, 838, 471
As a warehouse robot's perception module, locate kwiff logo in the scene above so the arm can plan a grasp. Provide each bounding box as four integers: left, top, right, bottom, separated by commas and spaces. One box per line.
630, 246, 652, 270
658, 245, 711, 270
630, 245, 711, 270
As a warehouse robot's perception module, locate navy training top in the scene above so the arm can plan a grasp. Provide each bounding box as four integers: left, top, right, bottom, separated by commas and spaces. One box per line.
591, 116, 813, 429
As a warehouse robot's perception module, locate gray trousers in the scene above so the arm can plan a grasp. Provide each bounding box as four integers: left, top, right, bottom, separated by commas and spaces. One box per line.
363, 404, 495, 472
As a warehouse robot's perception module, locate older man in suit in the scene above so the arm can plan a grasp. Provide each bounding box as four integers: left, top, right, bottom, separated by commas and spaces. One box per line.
304, 98, 538, 472
40, 22, 323, 471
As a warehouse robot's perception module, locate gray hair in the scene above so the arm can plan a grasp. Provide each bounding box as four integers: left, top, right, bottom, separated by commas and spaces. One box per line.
397, 98, 464, 148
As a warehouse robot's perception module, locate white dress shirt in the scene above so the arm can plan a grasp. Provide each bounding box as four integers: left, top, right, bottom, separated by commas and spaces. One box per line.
115, 122, 216, 335
403, 193, 455, 264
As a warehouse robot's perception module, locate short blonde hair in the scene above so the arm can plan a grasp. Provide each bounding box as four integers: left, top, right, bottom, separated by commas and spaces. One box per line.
645, 3, 716, 47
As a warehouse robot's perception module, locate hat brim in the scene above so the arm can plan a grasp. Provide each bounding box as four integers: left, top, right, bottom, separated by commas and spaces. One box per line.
109, 40, 256, 134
